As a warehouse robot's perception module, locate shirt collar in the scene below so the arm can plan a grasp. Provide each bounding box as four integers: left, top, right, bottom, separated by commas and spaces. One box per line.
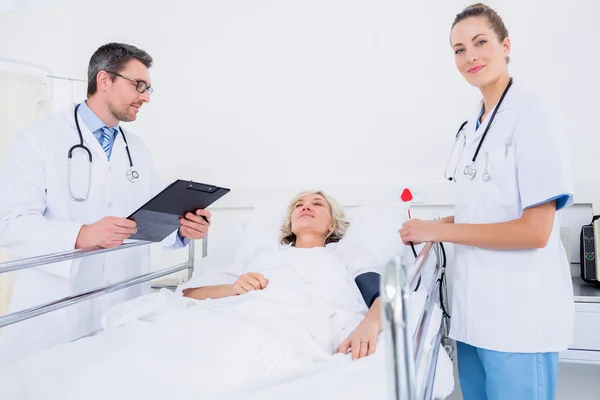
78, 101, 120, 133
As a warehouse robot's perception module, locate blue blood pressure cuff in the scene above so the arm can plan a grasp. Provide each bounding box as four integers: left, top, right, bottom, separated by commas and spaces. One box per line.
355, 272, 380, 307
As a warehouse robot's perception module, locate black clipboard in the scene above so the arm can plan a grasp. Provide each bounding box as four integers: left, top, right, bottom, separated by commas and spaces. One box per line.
127, 180, 230, 242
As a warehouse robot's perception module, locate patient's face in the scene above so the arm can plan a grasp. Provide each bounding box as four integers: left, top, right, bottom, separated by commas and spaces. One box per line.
290, 194, 333, 237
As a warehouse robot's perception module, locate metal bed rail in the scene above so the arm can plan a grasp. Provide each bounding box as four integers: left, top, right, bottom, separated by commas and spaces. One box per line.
381, 241, 449, 400
0, 238, 205, 330
0, 241, 152, 275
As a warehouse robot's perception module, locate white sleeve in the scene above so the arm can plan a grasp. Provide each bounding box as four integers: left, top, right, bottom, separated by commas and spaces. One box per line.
175, 252, 246, 293
0, 131, 82, 279
335, 241, 381, 279
514, 100, 574, 211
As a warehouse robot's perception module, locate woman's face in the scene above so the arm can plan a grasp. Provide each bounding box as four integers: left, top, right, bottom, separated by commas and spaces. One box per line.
450, 16, 510, 88
290, 193, 333, 238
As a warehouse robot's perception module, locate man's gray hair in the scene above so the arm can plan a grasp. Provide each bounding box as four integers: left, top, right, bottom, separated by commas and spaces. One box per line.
87, 42, 153, 96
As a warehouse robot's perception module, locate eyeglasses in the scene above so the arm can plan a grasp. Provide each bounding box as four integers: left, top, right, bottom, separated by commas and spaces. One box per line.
106, 71, 153, 94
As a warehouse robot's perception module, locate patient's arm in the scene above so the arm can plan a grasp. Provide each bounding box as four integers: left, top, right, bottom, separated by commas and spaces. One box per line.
183, 272, 269, 300
183, 285, 236, 300
439, 216, 454, 224
337, 297, 382, 360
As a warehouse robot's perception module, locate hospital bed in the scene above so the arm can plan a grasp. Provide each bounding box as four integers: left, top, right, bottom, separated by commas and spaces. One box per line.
0, 232, 453, 399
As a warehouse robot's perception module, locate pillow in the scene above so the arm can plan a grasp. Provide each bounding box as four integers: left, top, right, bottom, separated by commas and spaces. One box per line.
340, 200, 410, 267
220, 200, 285, 270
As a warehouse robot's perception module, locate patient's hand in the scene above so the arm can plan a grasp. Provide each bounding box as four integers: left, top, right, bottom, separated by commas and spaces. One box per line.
183, 273, 269, 300
337, 298, 382, 360
230, 272, 269, 295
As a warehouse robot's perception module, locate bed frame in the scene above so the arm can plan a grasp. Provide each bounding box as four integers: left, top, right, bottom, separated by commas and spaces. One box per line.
381, 240, 452, 399
0, 240, 203, 332
0, 236, 451, 400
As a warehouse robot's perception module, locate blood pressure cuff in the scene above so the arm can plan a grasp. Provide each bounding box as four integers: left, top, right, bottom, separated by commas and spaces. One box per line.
355, 272, 380, 308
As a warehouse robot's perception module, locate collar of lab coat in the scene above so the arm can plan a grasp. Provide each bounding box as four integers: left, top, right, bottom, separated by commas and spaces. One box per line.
63, 103, 128, 162
465, 79, 522, 146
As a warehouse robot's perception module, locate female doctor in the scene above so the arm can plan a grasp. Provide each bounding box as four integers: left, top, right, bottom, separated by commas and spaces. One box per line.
399, 4, 574, 400
0, 43, 211, 364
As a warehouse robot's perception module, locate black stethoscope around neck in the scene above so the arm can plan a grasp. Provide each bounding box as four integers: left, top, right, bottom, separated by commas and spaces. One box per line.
68, 103, 139, 202
444, 77, 513, 183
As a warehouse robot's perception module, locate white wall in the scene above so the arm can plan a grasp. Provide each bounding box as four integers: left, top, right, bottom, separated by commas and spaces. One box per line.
0, 0, 599, 189
0, 0, 78, 13
1, 1, 600, 398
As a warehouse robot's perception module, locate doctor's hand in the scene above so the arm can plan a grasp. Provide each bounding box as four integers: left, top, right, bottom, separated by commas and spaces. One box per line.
179, 209, 211, 240
399, 219, 441, 245
228, 272, 269, 296
75, 217, 137, 249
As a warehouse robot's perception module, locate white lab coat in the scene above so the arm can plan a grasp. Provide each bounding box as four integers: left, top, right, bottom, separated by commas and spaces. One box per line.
0, 104, 182, 364
448, 80, 575, 353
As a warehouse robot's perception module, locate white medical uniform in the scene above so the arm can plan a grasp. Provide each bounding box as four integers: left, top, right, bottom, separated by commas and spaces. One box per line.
448, 81, 574, 353
0, 104, 182, 364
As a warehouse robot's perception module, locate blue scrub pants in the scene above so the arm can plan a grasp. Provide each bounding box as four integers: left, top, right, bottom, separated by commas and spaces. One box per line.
457, 342, 559, 400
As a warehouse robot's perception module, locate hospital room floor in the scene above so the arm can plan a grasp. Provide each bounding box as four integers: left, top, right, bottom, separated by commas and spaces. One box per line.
446, 358, 600, 400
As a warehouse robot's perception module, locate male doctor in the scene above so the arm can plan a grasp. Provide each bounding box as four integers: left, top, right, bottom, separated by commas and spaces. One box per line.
0, 43, 211, 363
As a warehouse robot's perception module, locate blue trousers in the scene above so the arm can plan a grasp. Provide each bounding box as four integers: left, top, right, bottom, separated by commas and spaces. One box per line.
457, 342, 559, 400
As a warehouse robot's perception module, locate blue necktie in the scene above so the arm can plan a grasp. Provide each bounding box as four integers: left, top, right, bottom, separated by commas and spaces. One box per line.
100, 127, 115, 160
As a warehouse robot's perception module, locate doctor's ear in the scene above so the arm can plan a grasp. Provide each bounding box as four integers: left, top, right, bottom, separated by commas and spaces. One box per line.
96, 70, 113, 93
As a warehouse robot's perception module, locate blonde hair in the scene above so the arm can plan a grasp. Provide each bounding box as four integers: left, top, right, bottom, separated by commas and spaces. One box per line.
280, 191, 350, 246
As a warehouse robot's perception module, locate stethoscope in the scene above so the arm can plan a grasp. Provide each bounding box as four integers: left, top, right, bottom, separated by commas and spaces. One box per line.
68, 103, 139, 202
444, 77, 513, 183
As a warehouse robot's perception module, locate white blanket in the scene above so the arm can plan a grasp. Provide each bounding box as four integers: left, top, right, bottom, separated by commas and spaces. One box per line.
0, 246, 453, 399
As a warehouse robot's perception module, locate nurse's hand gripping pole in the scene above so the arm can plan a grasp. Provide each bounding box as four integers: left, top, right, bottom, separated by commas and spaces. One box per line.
401, 188, 418, 259
401, 188, 421, 291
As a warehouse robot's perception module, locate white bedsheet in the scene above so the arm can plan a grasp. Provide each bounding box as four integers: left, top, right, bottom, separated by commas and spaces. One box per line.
226, 337, 454, 400
0, 246, 454, 399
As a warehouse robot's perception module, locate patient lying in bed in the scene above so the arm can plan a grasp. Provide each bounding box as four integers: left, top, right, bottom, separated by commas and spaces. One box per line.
0, 191, 390, 400
0, 190, 456, 400
181, 190, 384, 359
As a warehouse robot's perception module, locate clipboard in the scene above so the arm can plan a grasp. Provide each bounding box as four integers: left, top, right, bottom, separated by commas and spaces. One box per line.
127, 180, 230, 242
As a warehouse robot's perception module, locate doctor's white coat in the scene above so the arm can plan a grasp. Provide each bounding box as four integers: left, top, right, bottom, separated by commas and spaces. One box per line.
448, 81, 575, 353
0, 104, 182, 364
